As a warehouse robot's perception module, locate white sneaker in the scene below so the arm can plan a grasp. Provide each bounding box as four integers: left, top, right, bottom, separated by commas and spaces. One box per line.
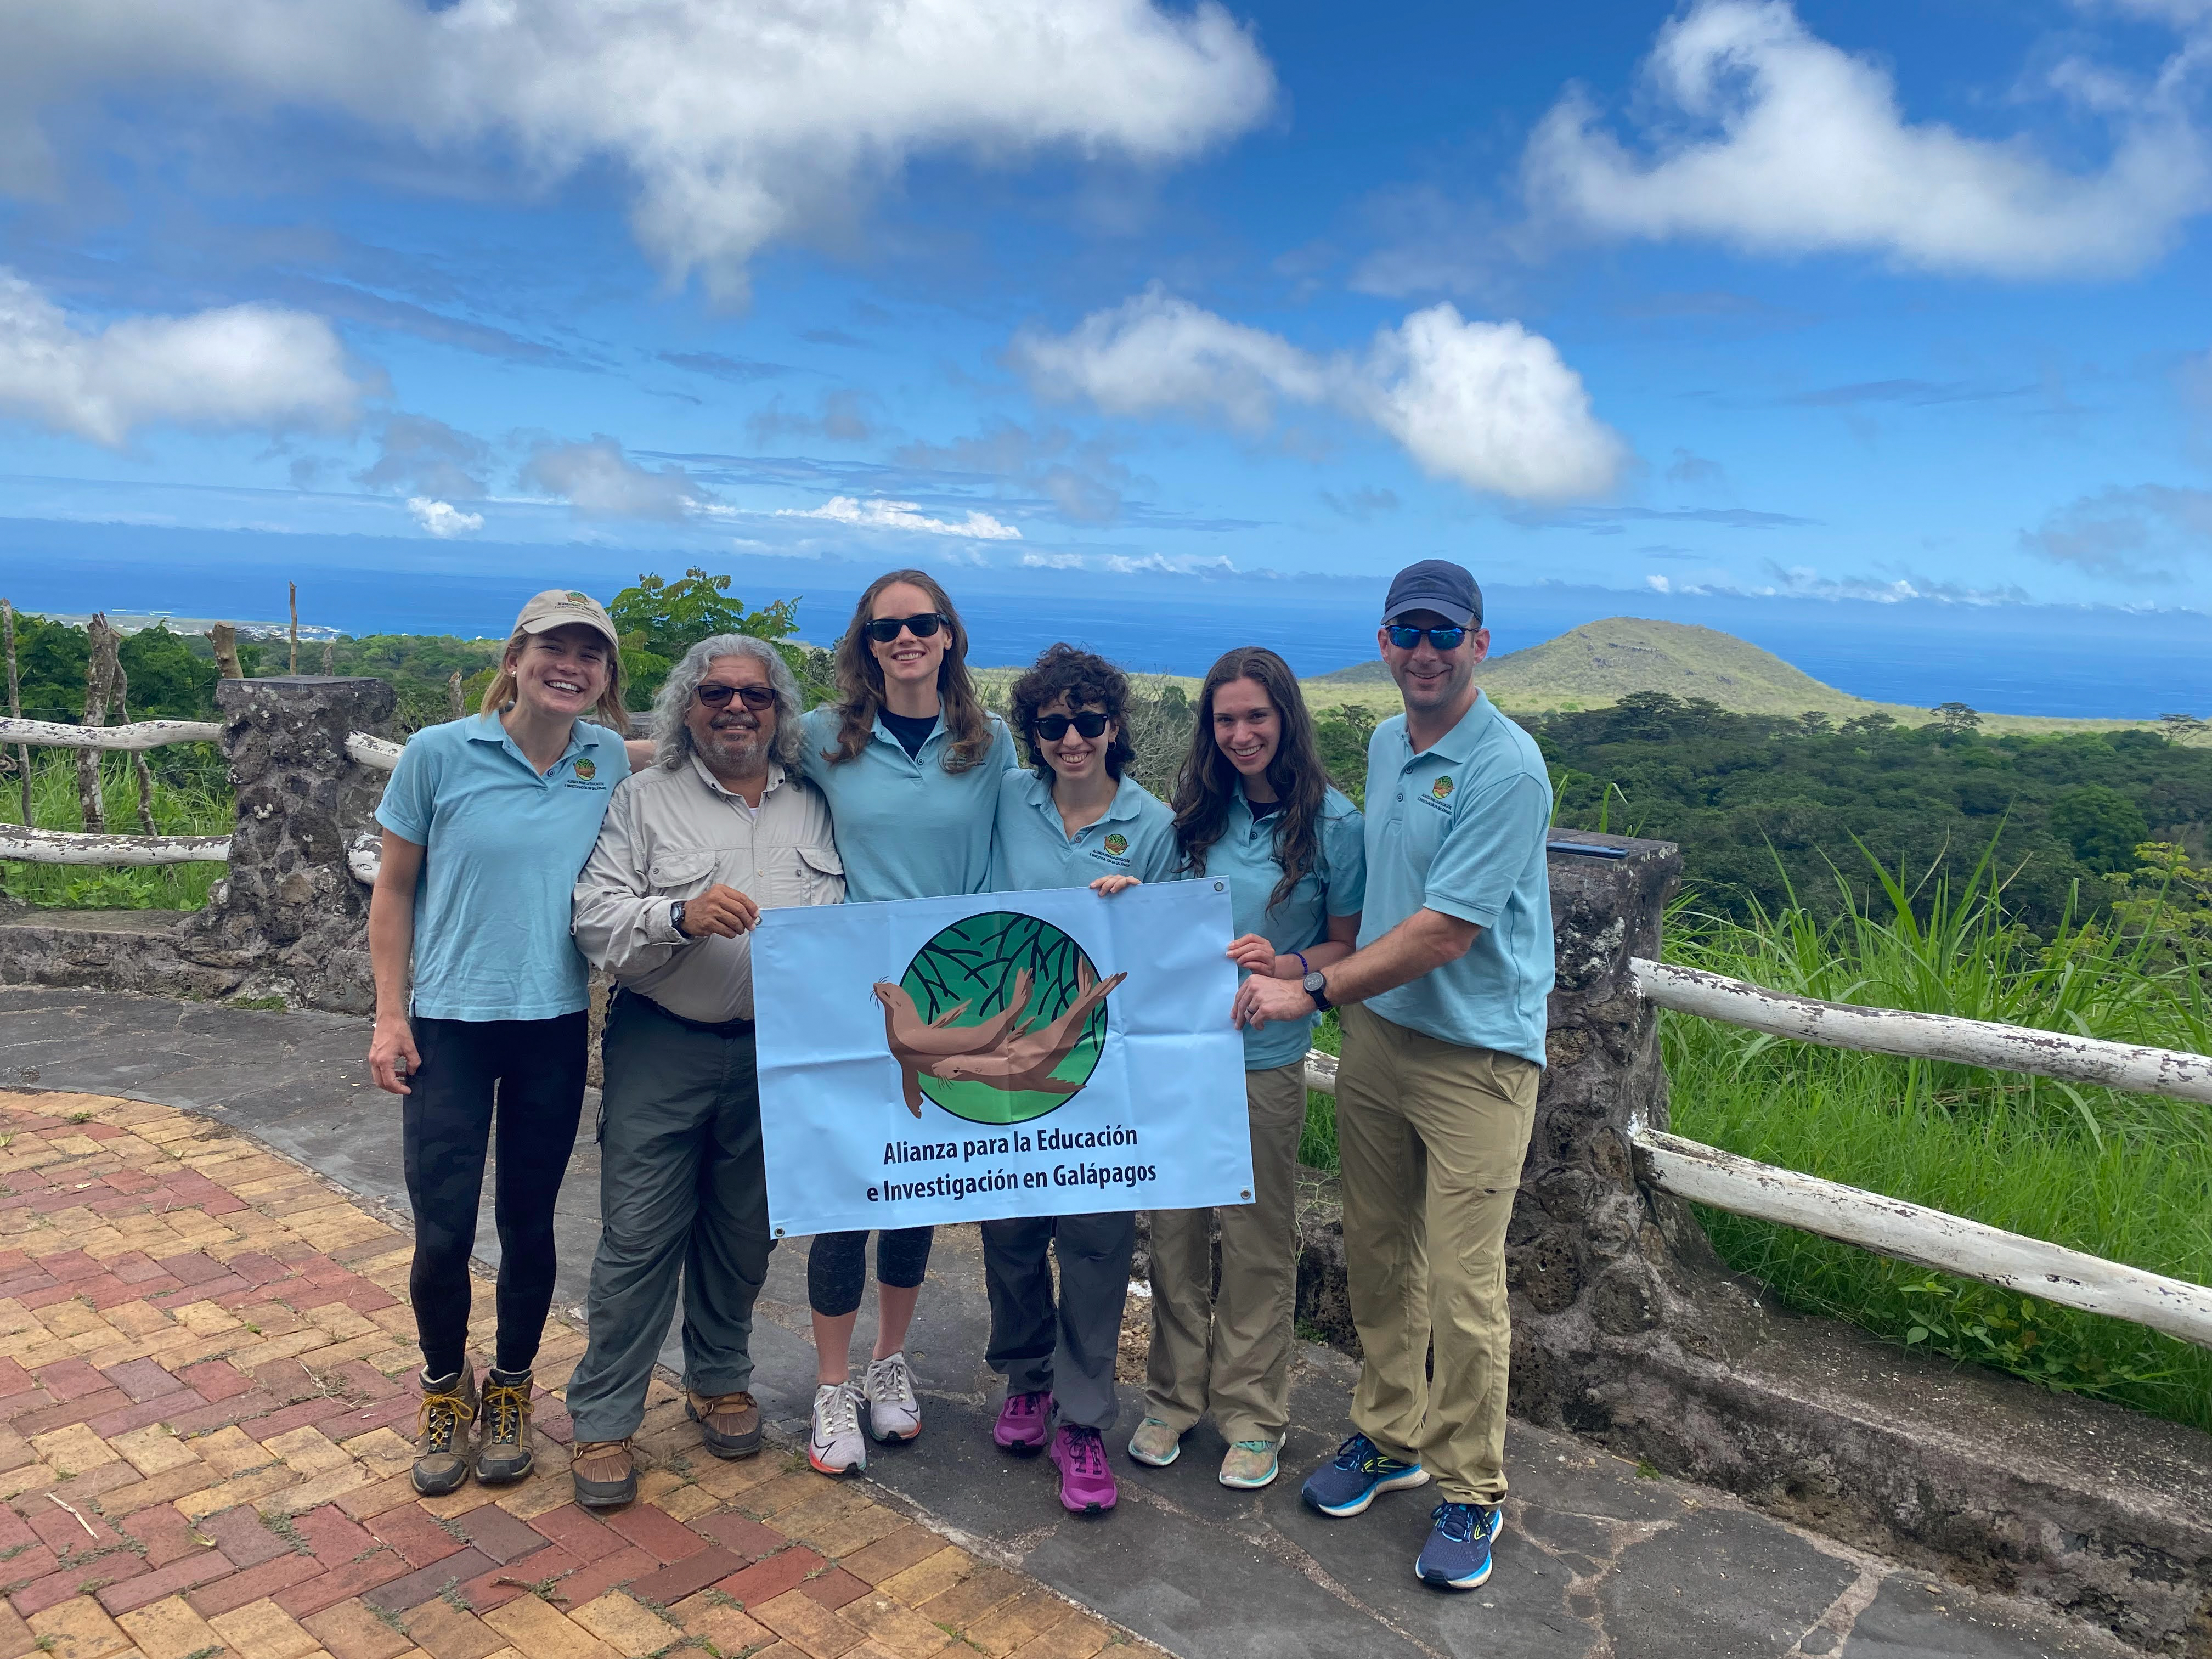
863, 1352, 923, 1443
808, 1381, 866, 1475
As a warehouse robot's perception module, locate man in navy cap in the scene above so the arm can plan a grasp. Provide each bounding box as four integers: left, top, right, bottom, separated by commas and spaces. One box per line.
1233, 558, 1553, 1593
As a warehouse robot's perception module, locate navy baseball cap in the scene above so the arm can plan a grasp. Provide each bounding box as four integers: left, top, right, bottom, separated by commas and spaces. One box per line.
1382, 560, 1482, 629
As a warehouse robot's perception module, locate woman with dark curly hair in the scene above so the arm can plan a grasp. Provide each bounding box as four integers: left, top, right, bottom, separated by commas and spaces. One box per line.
1128, 646, 1363, 1491
795, 569, 1017, 1477
981, 643, 1177, 1516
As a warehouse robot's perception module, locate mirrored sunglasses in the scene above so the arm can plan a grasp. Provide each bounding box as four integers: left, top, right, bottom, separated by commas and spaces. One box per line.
1386, 624, 1468, 651
1034, 711, 1110, 741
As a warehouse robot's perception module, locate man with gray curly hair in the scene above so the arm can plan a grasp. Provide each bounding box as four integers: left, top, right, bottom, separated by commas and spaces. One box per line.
566, 635, 843, 1506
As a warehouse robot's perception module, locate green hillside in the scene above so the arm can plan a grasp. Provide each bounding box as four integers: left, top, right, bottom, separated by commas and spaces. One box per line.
1301, 617, 2147, 736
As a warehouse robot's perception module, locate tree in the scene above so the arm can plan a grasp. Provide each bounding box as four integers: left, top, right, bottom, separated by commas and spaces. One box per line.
2159, 712, 2207, 743
1931, 701, 1982, 733
2047, 785, 2150, 873
607, 568, 802, 708
1314, 703, 1378, 806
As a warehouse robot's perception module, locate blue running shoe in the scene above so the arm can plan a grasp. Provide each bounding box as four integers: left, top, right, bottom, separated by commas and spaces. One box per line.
1300, 1434, 1430, 1517
1416, 1501, 1503, 1590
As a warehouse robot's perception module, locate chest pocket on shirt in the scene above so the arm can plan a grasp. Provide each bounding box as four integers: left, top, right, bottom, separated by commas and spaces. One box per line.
753, 842, 844, 909
647, 848, 717, 898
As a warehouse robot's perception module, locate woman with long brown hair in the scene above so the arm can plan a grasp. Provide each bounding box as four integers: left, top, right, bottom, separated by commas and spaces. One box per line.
796, 568, 1015, 1475
1128, 646, 1364, 1490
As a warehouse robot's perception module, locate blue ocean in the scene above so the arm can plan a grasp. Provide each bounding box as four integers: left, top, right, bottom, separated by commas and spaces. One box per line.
5, 525, 2208, 721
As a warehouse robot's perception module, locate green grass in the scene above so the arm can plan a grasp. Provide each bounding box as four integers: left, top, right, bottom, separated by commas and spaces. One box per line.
0, 749, 231, 910
1298, 853, 2212, 1430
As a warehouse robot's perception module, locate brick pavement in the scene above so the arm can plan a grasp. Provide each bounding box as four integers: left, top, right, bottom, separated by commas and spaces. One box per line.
0, 1090, 1150, 1659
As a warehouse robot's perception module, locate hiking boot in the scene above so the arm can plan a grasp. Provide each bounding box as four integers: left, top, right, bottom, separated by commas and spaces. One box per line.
1416, 1501, 1504, 1590
412, 1369, 479, 1497
1050, 1424, 1117, 1514
1219, 1439, 1280, 1489
1126, 1417, 1181, 1468
862, 1352, 922, 1443
685, 1389, 761, 1459
571, 1438, 637, 1509
809, 1381, 866, 1475
475, 1368, 534, 1485
993, 1389, 1053, 1454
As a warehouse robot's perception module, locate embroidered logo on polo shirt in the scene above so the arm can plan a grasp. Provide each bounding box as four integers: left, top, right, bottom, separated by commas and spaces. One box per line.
1430, 776, 1454, 799
1103, 833, 1128, 856
573, 758, 597, 780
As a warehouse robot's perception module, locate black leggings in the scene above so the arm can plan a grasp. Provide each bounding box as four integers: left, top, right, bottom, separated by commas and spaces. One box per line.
401, 1013, 588, 1378
807, 1228, 934, 1317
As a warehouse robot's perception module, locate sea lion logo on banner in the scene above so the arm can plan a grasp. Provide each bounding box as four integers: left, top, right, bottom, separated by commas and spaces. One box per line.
873, 911, 1126, 1126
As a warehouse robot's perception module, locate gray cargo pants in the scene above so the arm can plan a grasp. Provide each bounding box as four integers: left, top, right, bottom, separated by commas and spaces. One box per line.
981, 1211, 1136, 1431
564, 992, 774, 1444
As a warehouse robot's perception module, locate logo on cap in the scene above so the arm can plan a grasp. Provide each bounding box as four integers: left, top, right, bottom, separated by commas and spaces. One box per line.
565, 591, 591, 604
573, 758, 597, 780
1430, 776, 1454, 800
1103, 833, 1128, 856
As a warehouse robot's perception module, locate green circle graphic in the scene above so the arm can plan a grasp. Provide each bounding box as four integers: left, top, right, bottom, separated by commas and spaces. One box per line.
898, 910, 1108, 1125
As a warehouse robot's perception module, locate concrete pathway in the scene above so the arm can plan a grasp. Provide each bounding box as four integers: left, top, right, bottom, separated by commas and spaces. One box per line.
0, 986, 2137, 1659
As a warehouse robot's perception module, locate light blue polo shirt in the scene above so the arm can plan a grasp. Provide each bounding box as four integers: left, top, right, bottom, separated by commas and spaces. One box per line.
375, 714, 630, 1022
989, 769, 1181, 892
799, 706, 1017, 902
1359, 693, 1554, 1065
1197, 785, 1367, 1071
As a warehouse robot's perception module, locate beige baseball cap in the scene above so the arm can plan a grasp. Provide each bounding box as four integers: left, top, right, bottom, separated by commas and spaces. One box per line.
514, 589, 620, 651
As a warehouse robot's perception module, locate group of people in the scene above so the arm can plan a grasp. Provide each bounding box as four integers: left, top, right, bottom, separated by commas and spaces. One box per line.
365, 556, 1554, 1594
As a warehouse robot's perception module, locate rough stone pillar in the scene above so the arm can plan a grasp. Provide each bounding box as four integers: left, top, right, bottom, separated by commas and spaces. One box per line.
179, 676, 394, 1013
1504, 832, 1704, 1423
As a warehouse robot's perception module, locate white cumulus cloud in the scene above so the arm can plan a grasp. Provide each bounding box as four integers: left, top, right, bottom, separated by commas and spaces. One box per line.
0, 268, 360, 446
3, 0, 1274, 300
1013, 286, 1625, 502
1521, 0, 2212, 278
408, 497, 484, 538
778, 496, 1022, 540
522, 436, 698, 521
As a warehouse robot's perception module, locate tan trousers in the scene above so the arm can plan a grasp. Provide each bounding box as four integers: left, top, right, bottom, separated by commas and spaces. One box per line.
1336, 1003, 1539, 1506
1143, 1061, 1307, 1446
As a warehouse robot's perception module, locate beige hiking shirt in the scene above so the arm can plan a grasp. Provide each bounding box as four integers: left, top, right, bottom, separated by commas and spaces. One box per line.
572, 754, 844, 1023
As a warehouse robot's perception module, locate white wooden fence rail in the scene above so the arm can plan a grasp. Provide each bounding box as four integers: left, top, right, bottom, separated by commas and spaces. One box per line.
1633, 1128, 2212, 1348
0, 825, 232, 865
345, 732, 403, 771
0, 716, 223, 751
1632, 957, 2212, 1105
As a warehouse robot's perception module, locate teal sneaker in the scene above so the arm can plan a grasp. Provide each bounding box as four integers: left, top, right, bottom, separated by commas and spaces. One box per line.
1219, 1440, 1279, 1489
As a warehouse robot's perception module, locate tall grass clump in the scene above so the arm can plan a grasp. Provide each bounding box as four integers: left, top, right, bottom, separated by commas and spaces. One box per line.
0, 749, 232, 911
1664, 852, 2212, 1430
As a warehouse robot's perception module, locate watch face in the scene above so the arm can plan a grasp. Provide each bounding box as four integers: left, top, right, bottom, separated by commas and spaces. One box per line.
1304, 972, 1326, 994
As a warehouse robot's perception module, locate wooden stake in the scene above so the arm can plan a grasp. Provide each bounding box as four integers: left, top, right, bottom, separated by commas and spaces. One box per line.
321, 638, 336, 676
3, 599, 27, 830
108, 648, 157, 836
446, 670, 465, 719
210, 622, 242, 680
288, 583, 299, 675
76, 614, 117, 833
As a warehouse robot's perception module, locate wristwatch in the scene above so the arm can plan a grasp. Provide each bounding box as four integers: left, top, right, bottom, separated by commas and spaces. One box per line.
1302, 969, 1332, 1012
670, 900, 689, 938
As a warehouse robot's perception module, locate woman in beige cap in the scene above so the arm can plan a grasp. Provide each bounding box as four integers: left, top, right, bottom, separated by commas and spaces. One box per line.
364, 590, 635, 1499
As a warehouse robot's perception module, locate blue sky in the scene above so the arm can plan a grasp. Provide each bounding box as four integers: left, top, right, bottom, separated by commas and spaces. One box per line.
5, 0, 2212, 623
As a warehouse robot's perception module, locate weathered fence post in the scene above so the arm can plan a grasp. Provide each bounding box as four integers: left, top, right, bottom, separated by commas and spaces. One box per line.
76, 614, 119, 833
178, 675, 396, 1012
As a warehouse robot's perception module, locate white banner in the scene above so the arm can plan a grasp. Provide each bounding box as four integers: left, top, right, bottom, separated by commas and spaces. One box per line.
753, 878, 1251, 1237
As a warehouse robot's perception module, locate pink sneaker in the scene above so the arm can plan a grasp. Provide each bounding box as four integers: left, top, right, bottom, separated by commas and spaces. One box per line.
994, 1389, 1054, 1453
1051, 1424, 1118, 1514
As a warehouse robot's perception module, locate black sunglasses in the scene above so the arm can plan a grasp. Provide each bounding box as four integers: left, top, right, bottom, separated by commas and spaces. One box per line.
696, 683, 777, 710
863, 613, 949, 645
1386, 623, 1469, 651
1034, 711, 1110, 741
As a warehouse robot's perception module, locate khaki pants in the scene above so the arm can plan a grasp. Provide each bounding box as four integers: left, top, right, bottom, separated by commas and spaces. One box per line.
1143, 1061, 1306, 1446
1337, 1003, 1539, 1505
